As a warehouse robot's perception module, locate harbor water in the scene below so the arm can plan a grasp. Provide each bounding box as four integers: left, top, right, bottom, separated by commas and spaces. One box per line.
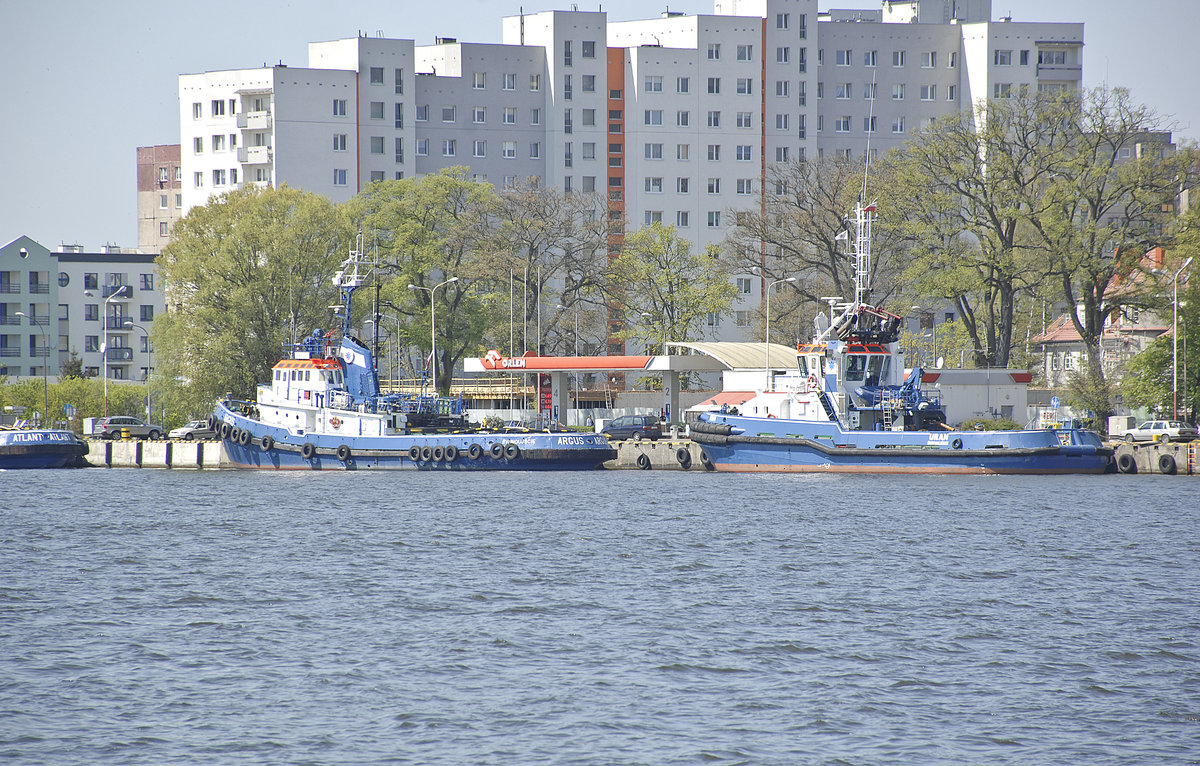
2, 470, 1198, 764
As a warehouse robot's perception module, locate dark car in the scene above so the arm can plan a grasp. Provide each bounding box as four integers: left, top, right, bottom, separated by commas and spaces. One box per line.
95, 416, 163, 440
602, 415, 663, 441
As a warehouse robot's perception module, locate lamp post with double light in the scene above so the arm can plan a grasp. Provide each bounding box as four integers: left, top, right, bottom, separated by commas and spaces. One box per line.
14, 311, 48, 422
124, 321, 151, 423
765, 277, 796, 390
407, 276, 458, 390
86, 284, 131, 417
1169, 257, 1194, 419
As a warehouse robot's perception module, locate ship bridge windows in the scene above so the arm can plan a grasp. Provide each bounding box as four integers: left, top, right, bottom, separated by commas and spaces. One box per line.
846, 354, 889, 386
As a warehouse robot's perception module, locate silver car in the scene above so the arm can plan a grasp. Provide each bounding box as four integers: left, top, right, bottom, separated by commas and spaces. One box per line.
168, 419, 217, 441
1123, 420, 1198, 444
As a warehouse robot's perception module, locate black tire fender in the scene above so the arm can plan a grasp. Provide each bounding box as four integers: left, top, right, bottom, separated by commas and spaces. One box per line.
504, 443, 520, 460
337, 444, 351, 462
636, 453, 652, 470
260, 435, 274, 451
301, 442, 316, 460
1116, 452, 1137, 474
675, 447, 692, 469
420, 445, 433, 462
468, 443, 484, 460
445, 445, 459, 462
700, 450, 715, 471
238, 428, 252, 446
1158, 453, 1176, 475
408, 446, 421, 462
951, 437, 963, 450
432, 445, 445, 462
490, 442, 505, 458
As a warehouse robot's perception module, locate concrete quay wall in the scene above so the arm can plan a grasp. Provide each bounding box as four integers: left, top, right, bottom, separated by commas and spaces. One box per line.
1112, 441, 1197, 476
84, 439, 231, 469
605, 440, 713, 471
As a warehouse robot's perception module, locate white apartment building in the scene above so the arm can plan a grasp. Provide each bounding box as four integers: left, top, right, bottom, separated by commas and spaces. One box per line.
177, 0, 1082, 347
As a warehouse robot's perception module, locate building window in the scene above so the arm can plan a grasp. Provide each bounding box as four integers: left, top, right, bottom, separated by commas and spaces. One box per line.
707, 312, 721, 327
441, 106, 455, 123
777, 12, 789, 29
333, 169, 347, 186
920, 84, 936, 101
707, 77, 720, 94
863, 116, 877, 133
503, 107, 516, 125
530, 108, 541, 125
994, 49, 1012, 66
473, 106, 486, 123
645, 75, 663, 92
159, 222, 168, 237
739, 112, 754, 129
892, 116, 905, 134
1038, 49, 1066, 65
774, 113, 788, 130
503, 141, 517, 158
892, 50, 905, 67
192, 102, 202, 120
707, 43, 720, 60
836, 83, 851, 100
707, 211, 721, 228
140, 304, 154, 322
470, 139, 486, 158
503, 73, 517, 90
836, 49, 851, 66
947, 85, 957, 101
864, 82, 877, 100
836, 115, 851, 132
775, 80, 789, 97
1020, 49, 1031, 66
582, 176, 596, 192
473, 72, 486, 89
864, 50, 877, 67
676, 211, 690, 227
530, 74, 541, 91
707, 110, 720, 128
677, 110, 690, 127
736, 178, 753, 195
416, 139, 428, 156
677, 177, 690, 193
582, 142, 596, 160
582, 40, 595, 58
736, 145, 752, 161
644, 143, 663, 160
736, 277, 753, 294
993, 83, 1012, 99
416, 105, 428, 121
564, 41, 573, 66
334, 99, 347, 116
737, 78, 753, 95
333, 133, 347, 151
193, 137, 203, 154
582, 108, 595, 126
645, 177, 663, 193
737, 44, 753, 61
677, 144, 690, 160
707, 144, 720, 161
370, 67, 384, 84
949, 51, 958, 68
582, 74, 595, 93
645, 109, 663, 126
677, 76, 689, 93
529, 142, 540, 159
159, 194, 167, 209
707, 178, 720, 194
893, 83, 905, 100
777, 47, 790, 64
395, 68, 405, 93
85, 335, 100, 352
212, 169, 226, 185
922, 51, 937, 68
370, 136, 384, 154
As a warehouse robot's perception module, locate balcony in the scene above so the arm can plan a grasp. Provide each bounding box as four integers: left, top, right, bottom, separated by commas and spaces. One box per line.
0, 315, 20, 325
106, 317, 132, 330
237, 111, 273, 130
102, 285, 131, 299
0, 348, 20, 357
238, 145, 272, 164
1036, 64, 1083, 81
29, 283, 49, 294
104, 347, 134, 361
0, 283, 17, 294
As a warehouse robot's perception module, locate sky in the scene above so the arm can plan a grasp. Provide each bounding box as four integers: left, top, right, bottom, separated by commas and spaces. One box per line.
1, 0, 1197, 251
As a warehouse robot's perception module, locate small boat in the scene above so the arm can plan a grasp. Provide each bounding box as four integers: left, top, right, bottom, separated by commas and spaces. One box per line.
212, 237, 616, 471
689, 202, 1112, 475
0, 426, 89, 469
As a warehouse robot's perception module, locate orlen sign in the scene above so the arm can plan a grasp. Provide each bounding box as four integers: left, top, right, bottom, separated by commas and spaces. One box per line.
482, 349, 526, 369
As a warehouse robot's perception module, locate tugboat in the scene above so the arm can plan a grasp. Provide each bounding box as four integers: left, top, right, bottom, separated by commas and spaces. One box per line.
689, 202, 1112, 474
0, 425, 88, 469
212, 237, 616, 470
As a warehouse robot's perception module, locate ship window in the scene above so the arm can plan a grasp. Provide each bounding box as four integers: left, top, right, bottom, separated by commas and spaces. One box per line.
798, 357, 809, 376
846, 354, 867, 382
866, 355, 887, 386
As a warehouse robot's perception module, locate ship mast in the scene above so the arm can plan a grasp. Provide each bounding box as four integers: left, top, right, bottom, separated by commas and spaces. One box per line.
331, 232, 377, 337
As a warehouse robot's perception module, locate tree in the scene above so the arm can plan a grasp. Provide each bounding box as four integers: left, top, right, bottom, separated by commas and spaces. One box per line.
347, 168, 500, 393
890, 95, 1061, 368
155, 185, 351, 417
1022, 88, 1199, 424
60, 349, 86, 379
606, 222, 738, 356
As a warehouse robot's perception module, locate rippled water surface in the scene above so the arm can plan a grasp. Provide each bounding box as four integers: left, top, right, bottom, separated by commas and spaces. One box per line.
2, 470, 1199, 764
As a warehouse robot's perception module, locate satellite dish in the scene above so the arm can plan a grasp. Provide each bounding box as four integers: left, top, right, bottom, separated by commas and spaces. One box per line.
936, 356, 945, 369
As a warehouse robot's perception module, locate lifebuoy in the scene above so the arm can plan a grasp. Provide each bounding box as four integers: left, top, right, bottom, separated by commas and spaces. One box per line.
432, 445, 446, 462
767, 413, 776, 419
504, 443, 520, 460
420, 445, 433, 462
636, 453, 652, 470
260, 435, 274, 451
301, 442, 316, 460
408, 446, 421, 462
700, 450, 715, 471
951, 438, 963, 450
238, 428, 252, 446
337, 444, 351, 462
468, 443, 484, 460
676, 447, 692, 469
330, 417, 342, 429
1116, 452, 1136, 474
1157, 453, 1176, 475
445, 445, 459, 462
490, 442, 505, 458
808, 375, 820, 391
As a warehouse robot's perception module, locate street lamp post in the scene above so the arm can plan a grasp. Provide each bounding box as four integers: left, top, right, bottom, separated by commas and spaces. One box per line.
1170, 257, 1194, 420
14, 311, 49, 422
557, 303, 581, 420
124, 321, 151, 422
765, 277, 796, 390
87, 285, 131, 417
407, 276, 458, 389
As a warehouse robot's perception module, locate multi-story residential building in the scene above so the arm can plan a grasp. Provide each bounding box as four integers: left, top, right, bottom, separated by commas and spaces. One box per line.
177, 0, 1083, 349
1, 236, 164, 384
137, 144, 184, 251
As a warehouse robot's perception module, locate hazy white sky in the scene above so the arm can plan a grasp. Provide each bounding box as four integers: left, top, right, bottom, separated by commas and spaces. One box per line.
1, 0, 1196, 251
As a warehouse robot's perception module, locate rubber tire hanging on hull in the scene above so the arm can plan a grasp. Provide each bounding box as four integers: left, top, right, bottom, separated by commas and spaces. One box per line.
238, 428, 252, 447
445, 445, 459, 462
1158, 453, 1176, 475
260, 435, 274, 451
337, 444, 351, 462
504, 443, 521, 460
675, 447, 692, 469
408, 446, 421, 462
468, 443, 484, 460
1116, 452, 1137, 474
432, 446, 445, 462
420, 446, 433, 462
699, 450, 715, 471
636, 453, 652, 470
301, 442, 316, 460
490, 443, 505, 459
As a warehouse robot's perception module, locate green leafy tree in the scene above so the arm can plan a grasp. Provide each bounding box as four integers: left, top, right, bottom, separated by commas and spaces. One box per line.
155, 185, 351, 416
347, 168, 500, 393
607, 222, 738, 356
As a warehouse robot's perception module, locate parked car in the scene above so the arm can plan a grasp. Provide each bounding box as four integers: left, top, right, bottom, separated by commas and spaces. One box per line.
1122, 420, 1198, 444
95, 416, 164, 441
169, 419, 217, 441
602, 415, 663, 441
